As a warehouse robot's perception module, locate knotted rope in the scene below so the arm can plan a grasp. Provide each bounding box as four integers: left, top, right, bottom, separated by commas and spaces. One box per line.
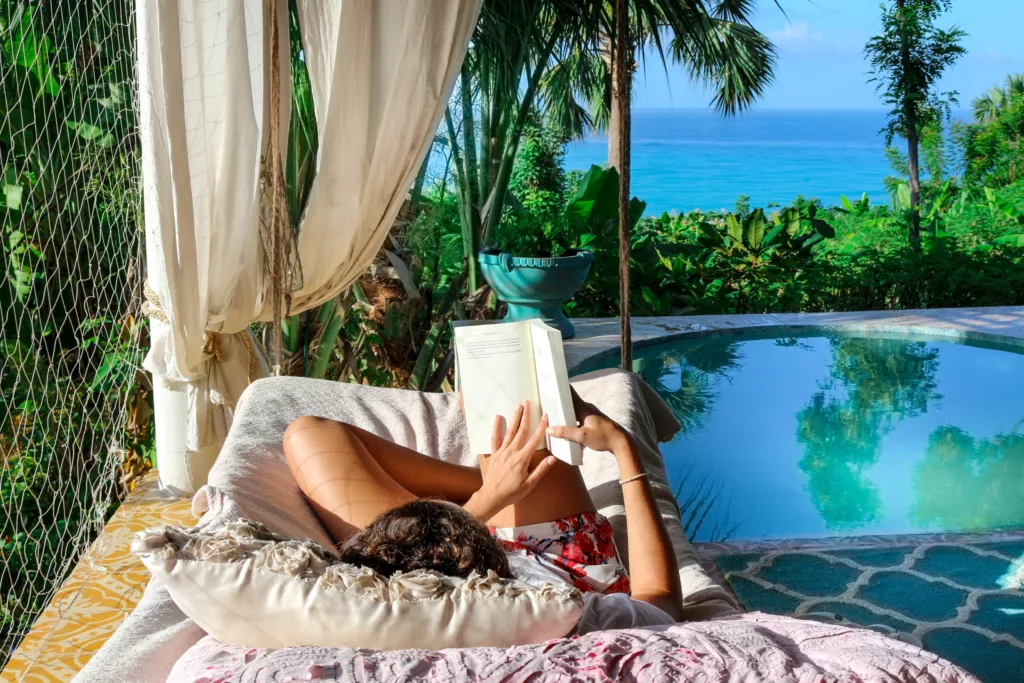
143, 282, 257, 383
259, 0, 302, 376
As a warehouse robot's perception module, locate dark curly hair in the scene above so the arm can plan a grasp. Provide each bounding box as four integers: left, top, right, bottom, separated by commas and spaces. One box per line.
340, 500, 512, 579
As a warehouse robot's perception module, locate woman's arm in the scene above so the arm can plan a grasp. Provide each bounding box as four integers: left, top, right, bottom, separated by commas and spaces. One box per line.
547, 392, 683, 621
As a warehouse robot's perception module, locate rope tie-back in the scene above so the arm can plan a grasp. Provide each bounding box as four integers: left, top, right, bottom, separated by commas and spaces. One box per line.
142, 281, 169, 323
202, 333, 224, 363
143, 281, 257, 383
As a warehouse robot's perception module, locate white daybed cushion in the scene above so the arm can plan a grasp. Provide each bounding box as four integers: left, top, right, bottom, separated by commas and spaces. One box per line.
133, 519, 582, 651
76, 370, 739, 682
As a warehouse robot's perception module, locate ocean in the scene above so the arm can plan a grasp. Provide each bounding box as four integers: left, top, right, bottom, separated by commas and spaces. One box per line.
563, 109, 968, 216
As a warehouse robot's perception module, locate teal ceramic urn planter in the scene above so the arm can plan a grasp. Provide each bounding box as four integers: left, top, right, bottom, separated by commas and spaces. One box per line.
477, 248, 593, 339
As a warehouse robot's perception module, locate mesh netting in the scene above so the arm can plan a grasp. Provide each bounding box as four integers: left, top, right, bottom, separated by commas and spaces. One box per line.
0, 0, 146, 667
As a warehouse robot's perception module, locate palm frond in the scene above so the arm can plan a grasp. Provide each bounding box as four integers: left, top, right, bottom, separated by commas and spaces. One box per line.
972, 87, 1005, 124
538, 47, 608, 139
671, 14, 776, 115
1006, 73, 1024, 98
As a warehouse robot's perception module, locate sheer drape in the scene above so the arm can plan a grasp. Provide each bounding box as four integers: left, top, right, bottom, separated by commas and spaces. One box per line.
138, 0, 481, 492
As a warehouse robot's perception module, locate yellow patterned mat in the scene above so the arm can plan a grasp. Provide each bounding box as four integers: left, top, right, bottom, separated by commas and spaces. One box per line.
2, 472, 195, 682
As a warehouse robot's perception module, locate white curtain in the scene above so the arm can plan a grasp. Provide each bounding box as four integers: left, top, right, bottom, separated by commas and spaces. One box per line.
138, 0, 481, 493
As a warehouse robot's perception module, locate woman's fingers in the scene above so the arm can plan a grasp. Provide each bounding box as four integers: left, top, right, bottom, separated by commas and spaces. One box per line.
491, 414, 505, 453
502, 402, 525, 450
512, 400, 532, 449
522, 413, 549, 455
524, 456, 557, 490
546, 424, 587, 445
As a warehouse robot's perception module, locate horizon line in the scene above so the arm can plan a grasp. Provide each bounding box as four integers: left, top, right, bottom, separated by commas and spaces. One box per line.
629, 106, 972, 113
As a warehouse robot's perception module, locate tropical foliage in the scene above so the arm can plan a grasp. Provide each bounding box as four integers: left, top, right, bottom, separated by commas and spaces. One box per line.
971, 73, 1024, 124
864, 0, 966, 244
0, 1, 149, 662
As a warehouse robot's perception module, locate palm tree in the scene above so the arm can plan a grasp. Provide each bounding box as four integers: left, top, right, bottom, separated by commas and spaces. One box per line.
972, 73, 1024, 124
1007, 73, 1024, 97
447, 0, 755, 291
539, 1, 777, 169
973, 87, 1006, 124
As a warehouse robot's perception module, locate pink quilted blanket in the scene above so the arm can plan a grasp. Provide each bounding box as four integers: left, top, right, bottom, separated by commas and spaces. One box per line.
167, 612, 976, 682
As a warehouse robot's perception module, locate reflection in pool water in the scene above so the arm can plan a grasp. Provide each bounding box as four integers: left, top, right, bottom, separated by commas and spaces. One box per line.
578, 332, 1024, 543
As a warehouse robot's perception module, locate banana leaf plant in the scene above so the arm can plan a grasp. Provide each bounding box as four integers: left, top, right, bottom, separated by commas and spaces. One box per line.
984, 187, 1024, 248
565, 164, 645, 243
694, 205, 836, 267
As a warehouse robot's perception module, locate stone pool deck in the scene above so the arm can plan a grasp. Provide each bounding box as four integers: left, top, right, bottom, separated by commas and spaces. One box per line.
564, 306, 1024, 370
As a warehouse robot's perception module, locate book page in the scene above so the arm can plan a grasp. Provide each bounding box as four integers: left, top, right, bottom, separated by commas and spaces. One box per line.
454, 322, 541, 455
529, 321, 583, 466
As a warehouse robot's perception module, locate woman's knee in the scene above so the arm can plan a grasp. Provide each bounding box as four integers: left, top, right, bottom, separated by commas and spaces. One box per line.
284, 416, 350, 464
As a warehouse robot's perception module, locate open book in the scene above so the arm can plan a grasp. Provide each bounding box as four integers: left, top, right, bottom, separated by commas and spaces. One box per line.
454, 320, 582, 465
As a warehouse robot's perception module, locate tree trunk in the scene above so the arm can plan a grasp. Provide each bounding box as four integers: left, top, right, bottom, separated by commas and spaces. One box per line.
409, 147, 430, 211
897, 0, 921, 246
614, 0, 632, 370
905, 108, 922, 244
607, 32, 634, 171
608, 53, 623, 171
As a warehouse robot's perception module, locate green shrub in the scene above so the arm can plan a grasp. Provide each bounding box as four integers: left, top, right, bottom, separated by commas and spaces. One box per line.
568, 199, 1024, 318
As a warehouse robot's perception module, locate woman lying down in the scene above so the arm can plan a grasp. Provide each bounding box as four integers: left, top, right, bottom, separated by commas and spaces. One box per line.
283, 388, 682, 635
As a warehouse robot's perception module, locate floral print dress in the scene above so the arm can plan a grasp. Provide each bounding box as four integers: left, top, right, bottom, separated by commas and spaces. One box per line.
489, 511, 631, 595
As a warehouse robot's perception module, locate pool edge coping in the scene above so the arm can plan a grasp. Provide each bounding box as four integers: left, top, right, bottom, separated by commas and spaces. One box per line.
695, 528, 1024, 556
566, 308, 1024, 374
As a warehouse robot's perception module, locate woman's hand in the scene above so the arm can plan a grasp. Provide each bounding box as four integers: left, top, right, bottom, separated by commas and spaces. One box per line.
546, 388, 630, 454
464, 400, 557, 522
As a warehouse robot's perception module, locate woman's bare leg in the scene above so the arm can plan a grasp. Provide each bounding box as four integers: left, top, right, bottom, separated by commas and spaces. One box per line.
283, 416, 481, 543
283, 414, 596, 544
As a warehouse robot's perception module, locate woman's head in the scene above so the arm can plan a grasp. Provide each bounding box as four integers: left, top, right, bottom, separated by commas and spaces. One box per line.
340, 500, 512, 579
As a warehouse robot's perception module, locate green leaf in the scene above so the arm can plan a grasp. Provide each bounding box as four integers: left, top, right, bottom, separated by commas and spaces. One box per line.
896, 184, 912, 211
743, 210, 766, 250
564, 165, 618, 228
811, 219, 836, 239
725, 214, 743, 244
840, 195, 855, 213
761, 223, 787, 248
8, 8, 60, 96
656, 249, 674, 272
564, 165, 645, 235
994, 233, 1024, 247
578, 233, 597, 247
641, 285, 659, 308
66, 121, 116, 148
409, 324, 442, 391
3, 183, 23, 210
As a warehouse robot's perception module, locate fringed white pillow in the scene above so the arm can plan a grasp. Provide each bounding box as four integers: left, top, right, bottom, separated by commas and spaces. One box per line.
133, 519, 583, 650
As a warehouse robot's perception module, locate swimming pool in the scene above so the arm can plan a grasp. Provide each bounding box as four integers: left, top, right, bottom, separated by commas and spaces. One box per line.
576, 330, 1024, 543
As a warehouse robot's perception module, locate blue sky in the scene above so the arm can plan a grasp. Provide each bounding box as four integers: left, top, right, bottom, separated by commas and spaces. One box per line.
634, 1, 1024, 110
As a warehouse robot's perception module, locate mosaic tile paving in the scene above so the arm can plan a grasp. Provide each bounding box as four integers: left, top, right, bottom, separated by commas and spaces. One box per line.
2, 472, 194, 682
712, 540, 1024, 683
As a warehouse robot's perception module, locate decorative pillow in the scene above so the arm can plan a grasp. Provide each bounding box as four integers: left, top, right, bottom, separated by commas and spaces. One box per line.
132, 519, 583, 651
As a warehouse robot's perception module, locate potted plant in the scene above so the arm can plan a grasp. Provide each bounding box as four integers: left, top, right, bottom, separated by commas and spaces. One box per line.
479, 165, 644, 338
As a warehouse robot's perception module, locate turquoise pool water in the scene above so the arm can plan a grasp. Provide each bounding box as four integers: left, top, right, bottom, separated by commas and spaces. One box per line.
578, 331, 1024, 543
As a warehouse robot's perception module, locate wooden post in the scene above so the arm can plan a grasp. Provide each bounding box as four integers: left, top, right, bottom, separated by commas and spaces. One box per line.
614, 0, 632, 370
